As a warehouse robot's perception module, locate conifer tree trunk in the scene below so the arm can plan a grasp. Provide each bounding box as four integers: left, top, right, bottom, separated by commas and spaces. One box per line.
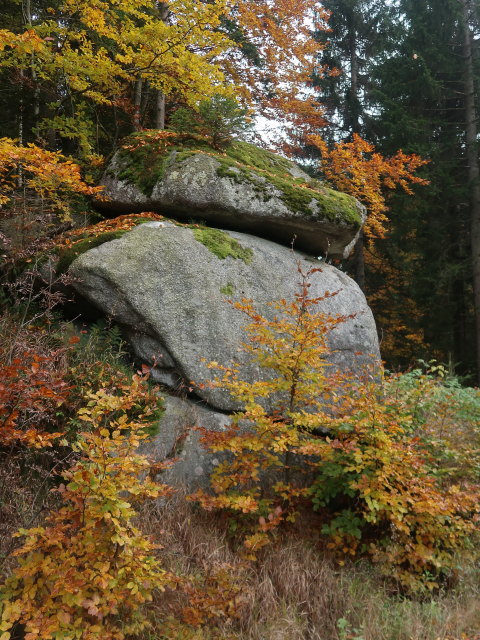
24, 0, 40, 132
155, 91, 165, 129
349, 32, 361, 136
348, 30, 366, 290
460, 0, 480, 382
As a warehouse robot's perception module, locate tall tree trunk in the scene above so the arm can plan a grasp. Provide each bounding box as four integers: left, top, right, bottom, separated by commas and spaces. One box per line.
348, 29, 366, 290
355, 230, 366, 290
18, 70, 24, 188
460, 0, 480, 383
155, 91, 166, 129
154, 2, 169, 130
133, 76, 143, 131
349, 32, 361, 135
24, 0, 40, 133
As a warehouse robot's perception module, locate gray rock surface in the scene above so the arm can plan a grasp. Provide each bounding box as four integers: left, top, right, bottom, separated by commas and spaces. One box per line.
142, 395, 231, 489
97, 143, 365, 259
70, 221, 380, 412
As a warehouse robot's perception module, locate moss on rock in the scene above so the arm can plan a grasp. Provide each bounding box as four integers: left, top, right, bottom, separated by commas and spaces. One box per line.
115, 132, 215, 197
220, 283, 235, 296
112, 132, 361, 228
193, 228, 253, 264
54, 215, 164, 274
56, 230, 127, 274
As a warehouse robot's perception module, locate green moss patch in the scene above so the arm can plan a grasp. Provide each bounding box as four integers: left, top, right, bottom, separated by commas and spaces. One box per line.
220, 283, 235, 296
113, 132, 361, 227
193, 228, 253, 264
55, 230, 127, 274
115, 131, 215, 197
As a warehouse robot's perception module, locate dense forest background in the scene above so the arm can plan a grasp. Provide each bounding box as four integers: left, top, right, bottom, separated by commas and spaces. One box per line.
316, 0, 480, 381
2, 0, 480, 380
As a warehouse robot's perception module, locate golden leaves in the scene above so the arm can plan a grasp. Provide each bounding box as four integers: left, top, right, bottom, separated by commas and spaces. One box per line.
191, 266, 478, 591
0, 373, 171, 639
193, 265, 351, 552
0, 138, 103, 219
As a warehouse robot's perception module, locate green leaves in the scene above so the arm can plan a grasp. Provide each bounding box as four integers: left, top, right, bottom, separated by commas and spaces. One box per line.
171, 95, 250, 150
309, 374, 480, 591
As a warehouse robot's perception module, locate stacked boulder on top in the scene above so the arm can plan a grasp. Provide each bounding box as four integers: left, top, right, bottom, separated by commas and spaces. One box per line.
96, 131, 365, 259
67, 132, 380, 486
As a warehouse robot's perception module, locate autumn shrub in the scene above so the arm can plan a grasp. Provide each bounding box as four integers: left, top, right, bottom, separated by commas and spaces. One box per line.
0, 374, 172, 640
306, 376, 479, 591
192, 266, 352, 553
385, 365, 480, 483
0, 137, 103, 252
0, 341, 70, 449
309, 133, 429, 240
135, 495, 480, 640
63, 320, 164, 441
192, 269, 479, 592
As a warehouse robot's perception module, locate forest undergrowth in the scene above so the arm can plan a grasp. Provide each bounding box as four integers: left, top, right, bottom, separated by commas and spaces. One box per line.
0, 255, 479, 640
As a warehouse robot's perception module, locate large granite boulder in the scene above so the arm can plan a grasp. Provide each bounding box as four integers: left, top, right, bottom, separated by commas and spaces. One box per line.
69, 221, 380, 412
96, 133, 364, 259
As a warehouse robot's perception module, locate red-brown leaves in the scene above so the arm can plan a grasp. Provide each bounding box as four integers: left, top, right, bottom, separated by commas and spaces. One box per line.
0, 348, 69, 448
231, 0, 331, 148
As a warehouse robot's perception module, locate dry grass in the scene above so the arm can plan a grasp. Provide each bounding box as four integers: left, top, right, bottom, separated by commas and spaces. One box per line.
0, 450, 64, 579
136, 496, 480, 640
1, 486, 477, 640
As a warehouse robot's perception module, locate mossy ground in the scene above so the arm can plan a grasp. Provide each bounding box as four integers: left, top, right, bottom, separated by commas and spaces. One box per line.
113, 131, 361, 227
193, 227, 253, 264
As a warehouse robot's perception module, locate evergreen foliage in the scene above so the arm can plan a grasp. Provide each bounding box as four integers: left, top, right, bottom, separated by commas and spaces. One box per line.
170, 96, 250, 150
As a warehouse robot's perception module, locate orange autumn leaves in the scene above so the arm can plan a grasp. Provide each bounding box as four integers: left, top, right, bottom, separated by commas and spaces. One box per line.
192, 267, 478, 591
0, 347, 70, 449
0, 138, 102, 217
231, 0, 332, 140
0, 376, 172, 640
311, 133, 429, 239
